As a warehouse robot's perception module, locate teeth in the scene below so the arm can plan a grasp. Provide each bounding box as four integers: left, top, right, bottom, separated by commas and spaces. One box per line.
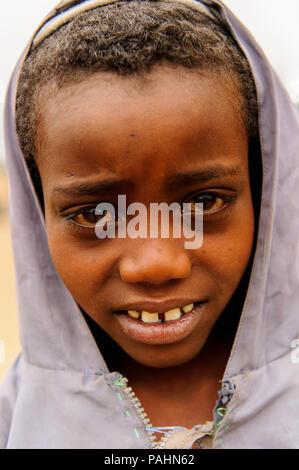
182, 303, 194, 313
126, 303, 195, 323
164, 308, 182, 322
128, 310, 140, 319
141, 311, 160, 323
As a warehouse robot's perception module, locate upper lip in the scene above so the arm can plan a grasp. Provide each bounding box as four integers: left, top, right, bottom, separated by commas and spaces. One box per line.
113, 298, 208, 314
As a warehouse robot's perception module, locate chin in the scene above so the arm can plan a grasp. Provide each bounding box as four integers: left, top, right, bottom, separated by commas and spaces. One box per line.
126, 343, 202, 369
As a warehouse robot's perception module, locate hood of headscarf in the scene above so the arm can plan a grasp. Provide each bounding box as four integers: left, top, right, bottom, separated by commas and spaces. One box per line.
1, 0, 299, 449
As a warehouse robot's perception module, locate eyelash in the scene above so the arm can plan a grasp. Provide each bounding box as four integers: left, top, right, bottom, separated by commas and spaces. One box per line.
61, 191, 237, 230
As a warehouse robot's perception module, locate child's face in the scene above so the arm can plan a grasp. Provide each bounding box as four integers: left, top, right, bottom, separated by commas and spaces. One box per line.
36, 66, 255, 368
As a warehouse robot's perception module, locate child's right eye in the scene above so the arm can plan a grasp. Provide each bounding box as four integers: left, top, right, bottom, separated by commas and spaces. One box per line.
64, 207, 116, 229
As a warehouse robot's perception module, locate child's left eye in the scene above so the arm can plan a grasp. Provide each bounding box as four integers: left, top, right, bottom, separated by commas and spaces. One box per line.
187, 192, 235, 215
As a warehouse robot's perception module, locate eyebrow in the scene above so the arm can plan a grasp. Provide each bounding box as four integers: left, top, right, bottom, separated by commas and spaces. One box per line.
53, 165, 241, 197
53, 178, 127, 197
167, 165, 241, 187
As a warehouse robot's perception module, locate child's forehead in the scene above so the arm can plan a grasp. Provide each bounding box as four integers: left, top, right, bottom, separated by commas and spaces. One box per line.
36, 65, 248, 190
38, 66, 244, 148
40, 64, 242, 118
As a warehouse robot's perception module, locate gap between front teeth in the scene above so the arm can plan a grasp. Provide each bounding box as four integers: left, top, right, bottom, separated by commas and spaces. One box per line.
127, 303, 194, 323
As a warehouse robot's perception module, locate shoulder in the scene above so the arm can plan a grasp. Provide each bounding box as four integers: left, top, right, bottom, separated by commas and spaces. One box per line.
0, 353, 23, 448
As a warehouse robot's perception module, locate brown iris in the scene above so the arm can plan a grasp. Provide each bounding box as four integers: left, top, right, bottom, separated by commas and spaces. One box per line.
72, 208, 112, 227
190, 194, 230, 214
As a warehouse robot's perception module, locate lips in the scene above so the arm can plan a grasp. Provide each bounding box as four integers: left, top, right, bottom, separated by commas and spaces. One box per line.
114, 300, 208, 345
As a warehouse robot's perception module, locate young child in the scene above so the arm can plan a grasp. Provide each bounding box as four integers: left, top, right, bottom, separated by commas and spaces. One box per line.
1, 0, 299, 449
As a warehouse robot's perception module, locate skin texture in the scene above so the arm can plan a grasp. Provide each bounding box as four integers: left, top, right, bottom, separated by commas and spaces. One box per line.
36, 65, 255, 427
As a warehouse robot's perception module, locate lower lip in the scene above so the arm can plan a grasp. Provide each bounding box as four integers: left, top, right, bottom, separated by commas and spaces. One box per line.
114, 302, 208, 345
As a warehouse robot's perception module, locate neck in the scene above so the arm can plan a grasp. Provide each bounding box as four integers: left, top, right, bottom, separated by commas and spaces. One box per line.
118, 328, 232, 428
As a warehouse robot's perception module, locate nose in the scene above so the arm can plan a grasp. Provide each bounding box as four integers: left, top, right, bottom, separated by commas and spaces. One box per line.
119, 239, 191, 285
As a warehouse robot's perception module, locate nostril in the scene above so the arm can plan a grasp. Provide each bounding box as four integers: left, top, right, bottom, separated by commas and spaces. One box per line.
119, 254, 191, 284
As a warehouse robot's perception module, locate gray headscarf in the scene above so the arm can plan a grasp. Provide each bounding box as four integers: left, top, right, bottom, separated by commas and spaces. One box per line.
1, 0, 299, 449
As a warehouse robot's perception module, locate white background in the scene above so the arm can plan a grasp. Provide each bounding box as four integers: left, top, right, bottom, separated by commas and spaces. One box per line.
0, 0, 299, 161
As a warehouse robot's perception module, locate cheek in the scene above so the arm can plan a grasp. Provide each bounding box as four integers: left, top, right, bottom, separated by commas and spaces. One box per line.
195, 198, 255, 297
46, 223, 115, 312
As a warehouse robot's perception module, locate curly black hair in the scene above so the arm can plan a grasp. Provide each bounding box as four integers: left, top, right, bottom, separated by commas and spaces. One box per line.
16, 0, 259, 203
